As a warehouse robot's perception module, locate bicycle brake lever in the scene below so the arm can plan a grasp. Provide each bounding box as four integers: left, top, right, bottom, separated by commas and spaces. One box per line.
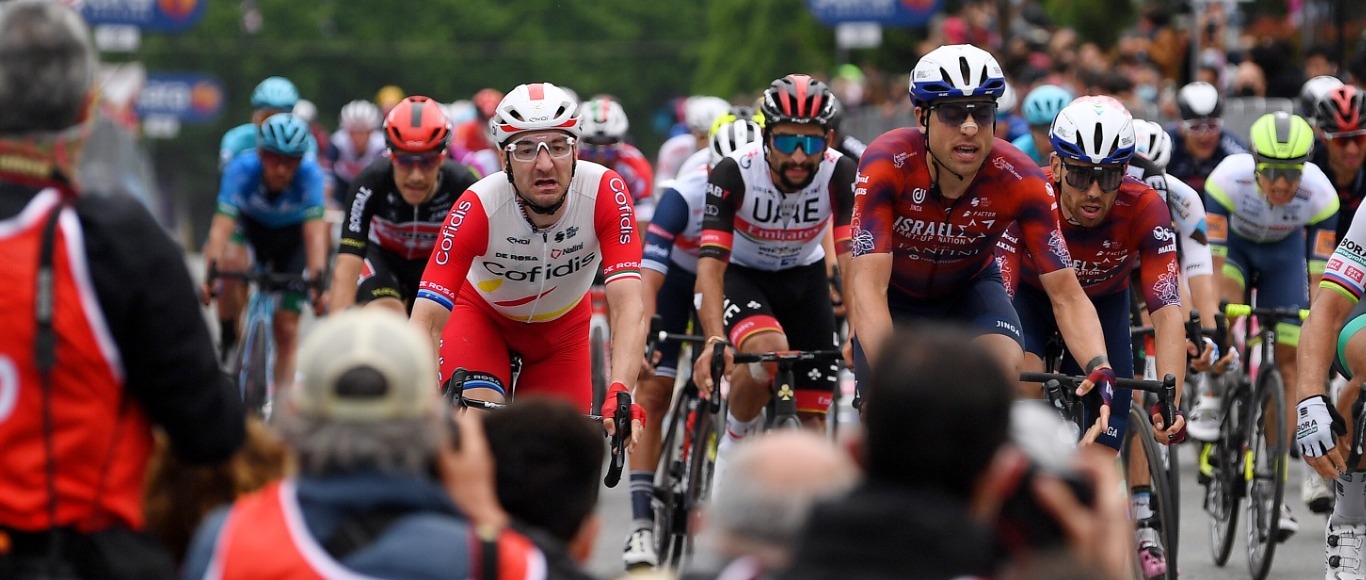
708, 342, 727, 414
442, 368, 469, 410
604, 391, 630, 488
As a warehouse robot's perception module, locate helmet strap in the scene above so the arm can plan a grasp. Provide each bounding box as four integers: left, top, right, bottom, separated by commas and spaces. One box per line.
508, 154, 576, 217
922, 114, 967, 197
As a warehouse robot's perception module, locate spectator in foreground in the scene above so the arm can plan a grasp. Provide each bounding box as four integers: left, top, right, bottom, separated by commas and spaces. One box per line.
0, 2, 246, 577
685, 431, 859, 579
181, 310, 543, 580
484, 398, 606, 580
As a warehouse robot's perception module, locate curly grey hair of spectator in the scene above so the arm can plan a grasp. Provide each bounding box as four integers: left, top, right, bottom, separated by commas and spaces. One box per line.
0, 0, 96, 134
695, 430, 859, 569
275, 310, 446, 476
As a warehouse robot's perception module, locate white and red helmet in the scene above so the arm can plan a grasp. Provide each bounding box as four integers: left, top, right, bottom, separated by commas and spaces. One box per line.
489, 82, 581, 147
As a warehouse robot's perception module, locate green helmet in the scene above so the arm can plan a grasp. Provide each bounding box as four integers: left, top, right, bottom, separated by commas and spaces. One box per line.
1249, 111, 1314, 163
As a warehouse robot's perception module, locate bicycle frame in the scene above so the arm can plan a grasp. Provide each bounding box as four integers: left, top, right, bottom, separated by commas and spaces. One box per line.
237, 289, 278, 417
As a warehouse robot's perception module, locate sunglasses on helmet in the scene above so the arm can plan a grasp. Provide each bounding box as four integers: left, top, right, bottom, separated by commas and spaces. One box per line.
933, 102, 997, 127
770, 134, 827, 155
1061, 161, 1126, 193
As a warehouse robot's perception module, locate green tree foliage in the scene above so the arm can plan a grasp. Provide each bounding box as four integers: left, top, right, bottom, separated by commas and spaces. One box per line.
691, 0, 835, 101
1039, 0, 1136, 49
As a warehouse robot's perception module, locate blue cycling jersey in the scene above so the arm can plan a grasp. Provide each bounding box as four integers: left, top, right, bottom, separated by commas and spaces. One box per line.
219, 122, 319, 169
217, 149, 326, 228
642, 165, 707, 276
1010, 133, 1047, 166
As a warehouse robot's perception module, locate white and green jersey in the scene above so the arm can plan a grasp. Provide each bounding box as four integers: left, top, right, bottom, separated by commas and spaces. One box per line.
1204, 153, 1338, 245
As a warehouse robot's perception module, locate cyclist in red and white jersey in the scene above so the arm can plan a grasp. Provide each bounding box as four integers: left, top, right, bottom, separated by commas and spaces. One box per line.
577, 96, 656, 226
847, 44, 1115, 399
326, 100, 387, 206
410, 83, 646, 430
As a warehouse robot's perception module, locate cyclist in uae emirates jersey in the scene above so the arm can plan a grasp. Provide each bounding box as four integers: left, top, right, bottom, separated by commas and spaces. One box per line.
846, 44, 1116, 401
691, 74, 856, 501
329, 96, 479, 314
409, 82, 646, 432
625, 117, 762, 569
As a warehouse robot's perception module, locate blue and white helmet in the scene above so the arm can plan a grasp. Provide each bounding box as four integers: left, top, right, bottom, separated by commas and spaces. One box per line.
1022, 84, 1073, 127
1050, 96, 1136, 165
909, 44, 1007, 106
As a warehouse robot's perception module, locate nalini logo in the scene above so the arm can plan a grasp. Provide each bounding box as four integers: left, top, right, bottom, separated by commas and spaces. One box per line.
893, 152, 910, 168
911, 188, 927, 204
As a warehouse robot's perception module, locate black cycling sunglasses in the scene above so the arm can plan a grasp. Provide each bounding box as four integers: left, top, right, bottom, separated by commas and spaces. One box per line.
933, 102, 997, 127
1061, 161, 1125, 193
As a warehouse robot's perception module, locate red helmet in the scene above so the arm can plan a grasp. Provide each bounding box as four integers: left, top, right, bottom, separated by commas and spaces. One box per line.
1317, 85, 1366, 134
384, 96, 451, 153
760, 74, 836, 129
473, 88, 504, 119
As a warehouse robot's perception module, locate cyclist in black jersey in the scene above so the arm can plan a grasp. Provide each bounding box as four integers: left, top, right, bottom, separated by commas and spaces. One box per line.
328, 96, 478, 314
1313, 85, 1366, 244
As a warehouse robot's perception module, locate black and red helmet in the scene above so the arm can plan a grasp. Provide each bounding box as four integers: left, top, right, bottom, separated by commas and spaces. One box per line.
760, 74, 836, 129
384, 96, 451, 153
1317, 85, 1366, 134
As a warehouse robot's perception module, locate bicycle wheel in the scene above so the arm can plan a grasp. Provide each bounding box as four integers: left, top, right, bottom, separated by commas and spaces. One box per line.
590, 325, 608, 415
1124, 406, 1177, 580
653, 383, 696, 569
680, 399, 719, 563
1207, 379, 1246, 567
1245, 370, 1287, 580
239, 317, 271, 417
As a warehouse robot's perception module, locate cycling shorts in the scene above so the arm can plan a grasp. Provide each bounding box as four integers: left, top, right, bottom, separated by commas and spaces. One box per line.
1015, 285, 1134, 451
887, 262, 1024, 345
1335, 299, 1366, 380
357, 244, 426, 311
723, 261, 838, 413
1221, 232, 1308, 346
233, 216, 307, 313
438, 284, 592, 412
654, 264, 697, 379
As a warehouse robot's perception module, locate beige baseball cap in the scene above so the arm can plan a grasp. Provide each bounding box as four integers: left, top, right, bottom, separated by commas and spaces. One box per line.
292, 310, 437, 422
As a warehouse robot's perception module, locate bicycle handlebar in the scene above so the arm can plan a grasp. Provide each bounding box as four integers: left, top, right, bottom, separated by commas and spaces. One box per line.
1223, 303, 1309, 321
1019, 372, 1178, 430
440, 367, 627, 487
207, 261, 322, 294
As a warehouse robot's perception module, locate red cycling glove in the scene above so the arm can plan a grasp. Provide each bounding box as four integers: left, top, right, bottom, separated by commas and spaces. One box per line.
608, 382, 646, 427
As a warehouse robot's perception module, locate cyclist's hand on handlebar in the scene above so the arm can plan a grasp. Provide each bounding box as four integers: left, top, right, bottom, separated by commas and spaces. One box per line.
1077, 365, 1117, 436
1189, 337, 1217, 373
603, 382, 646, 451
1298, 394, 1348, 479
1211, 348, 1238, 376
693, 340, 734, 398
1151, 404, 1186, 445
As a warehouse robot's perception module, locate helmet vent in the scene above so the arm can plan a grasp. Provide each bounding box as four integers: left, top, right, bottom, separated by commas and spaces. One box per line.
1092, 123, 1105, 157
957, 57, 971, 86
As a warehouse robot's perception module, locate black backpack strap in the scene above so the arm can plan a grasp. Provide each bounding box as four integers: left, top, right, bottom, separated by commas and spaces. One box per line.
477, 525, 500, 580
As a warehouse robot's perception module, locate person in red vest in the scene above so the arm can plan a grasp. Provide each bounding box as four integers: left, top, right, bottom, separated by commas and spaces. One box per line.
181, 310, 546, 579
0, 2, 245, 578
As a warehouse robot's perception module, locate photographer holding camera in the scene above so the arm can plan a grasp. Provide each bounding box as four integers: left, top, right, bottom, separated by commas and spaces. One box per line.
778, 326, 1132, 580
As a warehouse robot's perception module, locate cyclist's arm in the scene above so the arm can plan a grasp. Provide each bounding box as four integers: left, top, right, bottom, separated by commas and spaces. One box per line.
330, 172, 382, 310
829, 155, 857, 316
1203, 182, 1233, 297
412, 194, 488, 360
1305, 187, 1340, 300
596, 170, 646, 389
641, 188, 688, 323
696, 158, 743, 342
301, 164, 330, 281
847, 143, 901, 367
848, 253, 892, 363
1040, 269, 1108, 370
1135, 192, 1186, 391
202, 164, 244, 275
1306, 214, 1366, 399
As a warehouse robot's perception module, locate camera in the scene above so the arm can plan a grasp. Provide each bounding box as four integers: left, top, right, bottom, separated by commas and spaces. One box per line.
995, 400, 1096, 552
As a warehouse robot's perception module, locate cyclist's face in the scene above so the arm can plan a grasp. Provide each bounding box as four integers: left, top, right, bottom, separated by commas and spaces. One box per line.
507, 130, 576, 205
917, 98, 996, 179
347, 129, 372, 153
260, 150, 301, 191
1181, 117, 1221, 160
1325, 132, 1366, 172
765, 122, 829, 192
1051, 154, 1123, 227
1256, 169, 1302, 206
390, 150, 445, 204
